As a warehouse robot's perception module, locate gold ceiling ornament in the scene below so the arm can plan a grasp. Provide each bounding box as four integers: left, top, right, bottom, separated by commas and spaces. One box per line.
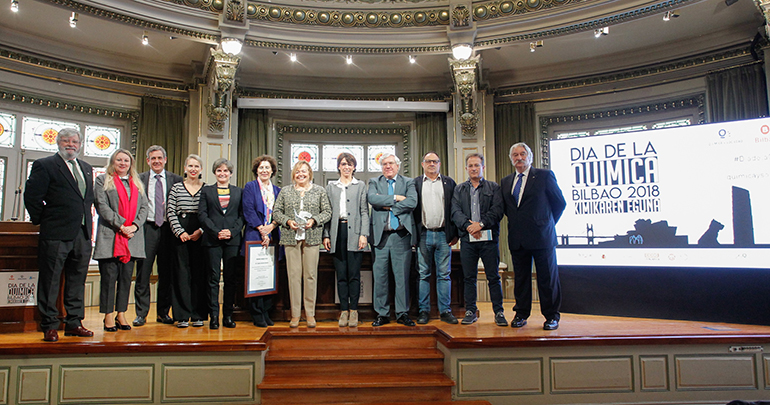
452, 5, 471, 27
449, 56, 480, 138
226, 0, 245, 21
206, 49, 241, 133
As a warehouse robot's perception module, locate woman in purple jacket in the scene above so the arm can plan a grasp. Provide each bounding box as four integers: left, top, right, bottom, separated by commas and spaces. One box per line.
241, 155, 281, 327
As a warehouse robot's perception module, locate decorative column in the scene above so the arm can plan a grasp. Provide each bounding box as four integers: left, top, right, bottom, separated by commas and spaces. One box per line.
449, 56, 480, 138
193, 0, 247, 183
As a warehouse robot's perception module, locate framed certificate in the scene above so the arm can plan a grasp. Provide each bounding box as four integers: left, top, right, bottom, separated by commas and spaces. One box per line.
244, 242, 278, 297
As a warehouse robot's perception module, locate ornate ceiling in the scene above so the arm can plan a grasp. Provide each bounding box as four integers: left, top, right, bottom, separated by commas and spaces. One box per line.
0, 0, 766, 99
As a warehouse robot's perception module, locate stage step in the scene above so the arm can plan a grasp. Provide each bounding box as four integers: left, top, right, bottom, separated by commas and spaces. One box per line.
259, 327, 466, 404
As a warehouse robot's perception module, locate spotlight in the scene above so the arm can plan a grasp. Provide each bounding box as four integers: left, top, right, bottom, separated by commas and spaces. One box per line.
451, 44, 473, 60
408, 55, 416, 64
220, 37, 242, 55
142, 31, 149, 46
529, 40, 543, 52
290, 53, 297, 62
594, 27, 609, 38
69, 12, 78, 28
663, 11, 679, 21
11, 0, 18, 12
345, 55, 353, 65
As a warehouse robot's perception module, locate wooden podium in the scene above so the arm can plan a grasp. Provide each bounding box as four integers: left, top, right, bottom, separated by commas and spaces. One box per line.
0, 221, 41, 333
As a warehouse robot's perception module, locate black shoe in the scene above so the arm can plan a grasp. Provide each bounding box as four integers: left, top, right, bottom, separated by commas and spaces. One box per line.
103, 319, 118, 332
115, 317, 132, 330
510, 315, 527, 328
440, 311, 458, 324
417, 311, 430, 324
263, 313, 274, 326
543, 319, 559, 330
252, 315, 268, 328
157, 314, 174, 324
461, 310, 477, 325
210, 316, 219, 329
223, 316, 236, 328
397, 314, 415, 327
372, 316, 390, 327
494, 312, 508, 327
132, 316, 146, 327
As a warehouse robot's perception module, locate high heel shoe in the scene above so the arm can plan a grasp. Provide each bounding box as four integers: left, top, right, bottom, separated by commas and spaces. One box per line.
115, 317, 132, 331
103, 319, 118, 332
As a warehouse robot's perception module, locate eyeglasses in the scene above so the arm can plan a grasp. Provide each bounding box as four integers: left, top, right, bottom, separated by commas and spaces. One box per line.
423, 159, 440, 164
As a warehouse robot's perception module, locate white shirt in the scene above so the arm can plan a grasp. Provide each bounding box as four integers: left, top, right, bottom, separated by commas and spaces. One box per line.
421, 174, 444, 229
147, 169, 167, 221
512, 167, 531, 206
330, 177, 360, 220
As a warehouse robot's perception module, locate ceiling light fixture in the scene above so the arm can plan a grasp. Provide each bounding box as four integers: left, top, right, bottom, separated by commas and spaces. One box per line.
451, 44, 473, 60
594, 27, 609, 38
346, 55, 353, 65
663, 11, 679, 21
220, 37, 242, 55
290, 53, 297, 62
10, 0, 18, 12
408, 55, 416, 64
142, 31, 149, 46
530, 40, 543, 53
69, 12, 78, 28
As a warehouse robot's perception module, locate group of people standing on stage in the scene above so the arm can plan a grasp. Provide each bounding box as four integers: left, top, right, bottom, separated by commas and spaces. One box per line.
25, 126, 566, 343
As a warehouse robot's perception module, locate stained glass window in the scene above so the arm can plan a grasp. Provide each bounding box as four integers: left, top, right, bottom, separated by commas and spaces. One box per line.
290, 143, 319, 172
322, 145, 364, 172
21, 117, 80, 153
0, 112, 16, 148
367, 145, 396, 172
84, 126, 120, 158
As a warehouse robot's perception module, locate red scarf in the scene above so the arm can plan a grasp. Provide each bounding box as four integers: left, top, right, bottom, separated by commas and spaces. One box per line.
113, 174, 138, 263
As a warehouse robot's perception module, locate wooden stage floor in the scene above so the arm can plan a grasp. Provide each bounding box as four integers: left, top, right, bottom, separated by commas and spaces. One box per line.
2, 301, 770, 353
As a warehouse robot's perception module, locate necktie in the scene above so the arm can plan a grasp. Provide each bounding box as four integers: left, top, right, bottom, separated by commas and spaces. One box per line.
68, 160, 86, 198
155, 174, 164, 226
512, 173, 524, 206
387, 179, 399, 230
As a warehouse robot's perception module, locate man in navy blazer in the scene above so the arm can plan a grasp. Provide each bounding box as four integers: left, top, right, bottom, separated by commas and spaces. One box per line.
368, 153, 418, 327
501, 142, 566, 330
24, 128, 95, 342
413, 152, 458, 324
134, 145, 183, 326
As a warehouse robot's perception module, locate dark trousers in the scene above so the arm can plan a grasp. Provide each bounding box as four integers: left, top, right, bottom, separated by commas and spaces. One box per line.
98, 258, 134, 313
333, 223, 363, 311
36, 227, 91, 331
248, 295, 273, 324
205, 244, 240, 317
171, 214, 208, 321
135, 222, 175, 317
510, 246, 561, 321
460, 240, 504, 314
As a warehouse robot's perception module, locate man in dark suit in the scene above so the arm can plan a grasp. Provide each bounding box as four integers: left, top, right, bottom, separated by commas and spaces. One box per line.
24, 128, 95, 342
413, 152, 458, 324
451, 153, 507, 327
368, 153, 418, 327
133, 145, 183, 326
501, 142, 567, 330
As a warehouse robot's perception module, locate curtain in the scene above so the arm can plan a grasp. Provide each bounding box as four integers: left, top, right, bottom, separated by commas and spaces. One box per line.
706, 63, 768, 123
493, 102, 536, 268
415, 112, 448, 175
236, 109, 269, 186
137, 97, 188, 175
